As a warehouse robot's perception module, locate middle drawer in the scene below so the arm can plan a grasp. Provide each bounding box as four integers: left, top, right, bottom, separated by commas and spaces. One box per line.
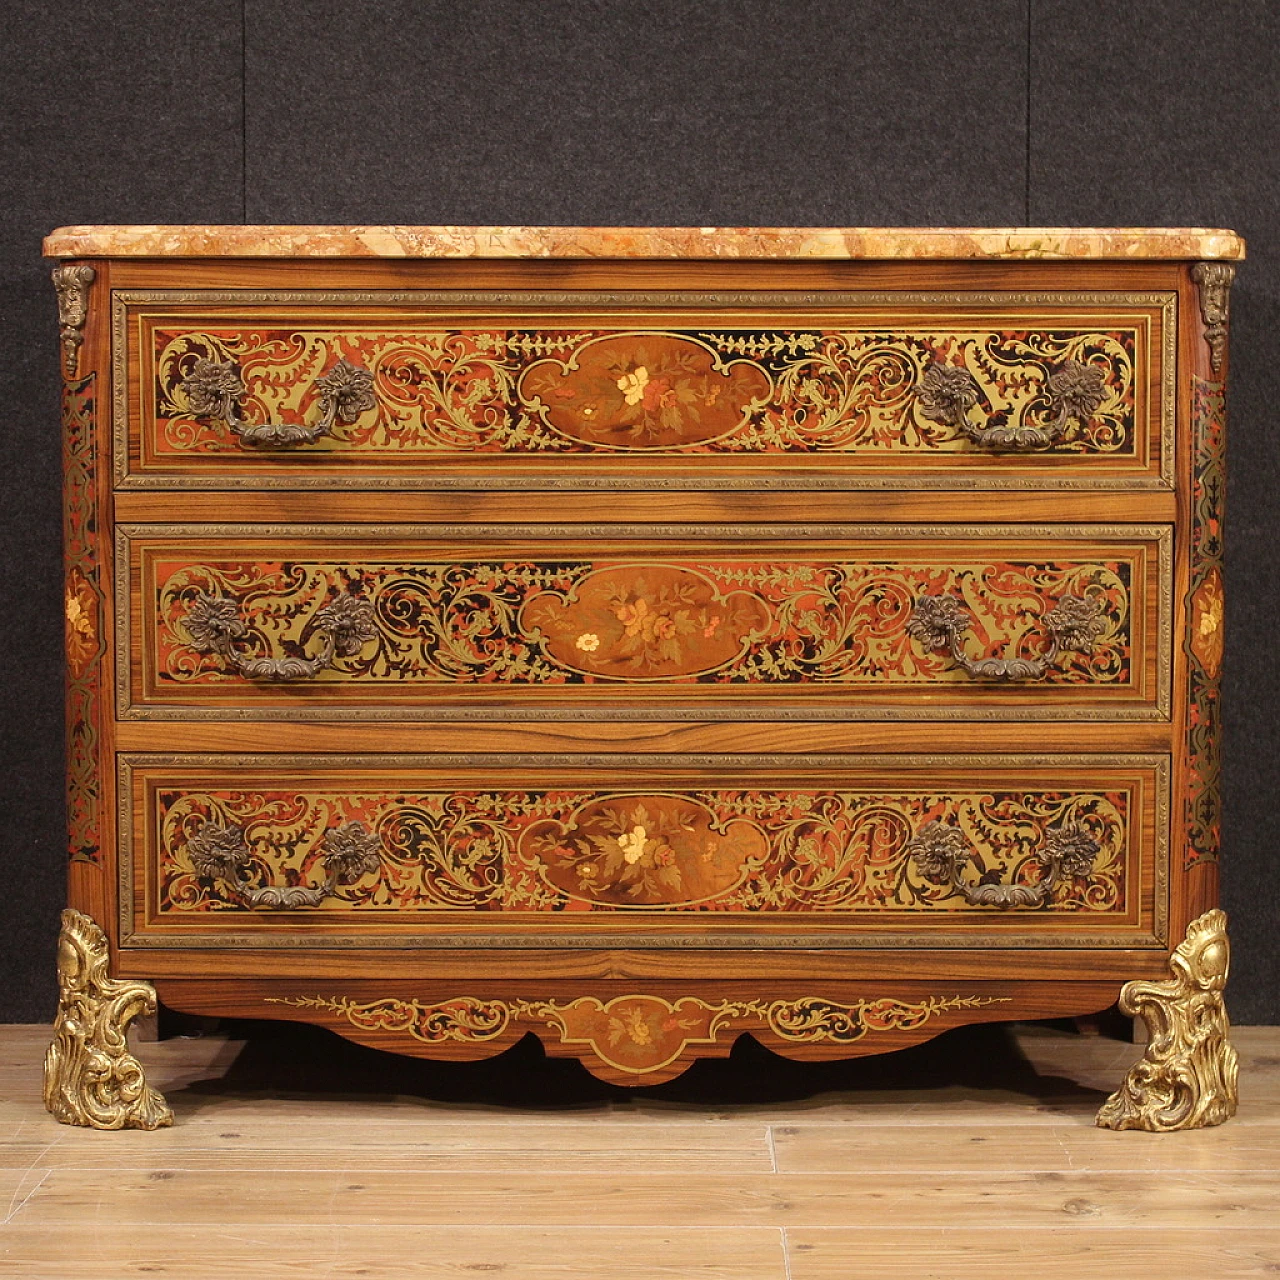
118, 524, 1170, 720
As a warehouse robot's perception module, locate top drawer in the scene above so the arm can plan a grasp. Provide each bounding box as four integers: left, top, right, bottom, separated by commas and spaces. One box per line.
113, 290, 1175, 490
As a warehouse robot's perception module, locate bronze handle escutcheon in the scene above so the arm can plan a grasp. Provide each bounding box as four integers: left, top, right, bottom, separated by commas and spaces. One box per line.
184, 818, 381, 909
906, 819, 1101, 908
181, 592, 377, 682
914, 359, 1106, 449
907, 592, 1106, 681
180, 357, 376, 447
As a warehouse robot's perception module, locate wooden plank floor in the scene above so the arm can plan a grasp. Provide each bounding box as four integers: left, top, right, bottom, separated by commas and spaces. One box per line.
1, 1019, 1277, 1278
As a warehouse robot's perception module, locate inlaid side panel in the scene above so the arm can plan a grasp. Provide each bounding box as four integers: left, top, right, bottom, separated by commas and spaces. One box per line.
118, 525, 1170, 720
1185, 375, 1225, 865
115, 292, 1174, 488
119, 754, 1167, 948
64, 374, 104, 864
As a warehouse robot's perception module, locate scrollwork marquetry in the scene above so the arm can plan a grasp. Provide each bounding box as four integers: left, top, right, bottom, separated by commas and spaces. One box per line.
43, 910, 172, 1130
267, 991, 1012, 1077
153, 553, 1134, 692
153, 782, 1130, 918
64, 375, 103, 863
268, 993, 511, 1042
1097, 910, 1238, 1132
1185, 377, 1226, 865
150, 319, 1139, 457
114, 290, 1177, 491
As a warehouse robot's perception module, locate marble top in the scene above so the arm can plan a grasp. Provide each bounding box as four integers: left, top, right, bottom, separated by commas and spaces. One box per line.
43, 225, 1245, 261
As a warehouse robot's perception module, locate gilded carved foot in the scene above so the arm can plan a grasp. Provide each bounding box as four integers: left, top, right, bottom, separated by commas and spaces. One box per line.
43, 908, 173, 1130
1096, 908, 1238, 1132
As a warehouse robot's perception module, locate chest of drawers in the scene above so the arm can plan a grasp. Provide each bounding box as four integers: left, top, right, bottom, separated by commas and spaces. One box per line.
41, 225, 1242, 1132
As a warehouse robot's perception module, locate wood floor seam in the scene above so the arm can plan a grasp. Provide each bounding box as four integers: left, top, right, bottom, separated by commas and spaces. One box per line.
2, 1023, 1276, 1276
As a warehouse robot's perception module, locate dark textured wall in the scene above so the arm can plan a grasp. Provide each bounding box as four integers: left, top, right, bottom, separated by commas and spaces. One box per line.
1, 1, 1275, 1022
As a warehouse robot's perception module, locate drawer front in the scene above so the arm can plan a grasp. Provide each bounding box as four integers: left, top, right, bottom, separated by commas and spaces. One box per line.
116, 292, 1174, 489
119, 525, 1170, 720
119, 754, 1167, 948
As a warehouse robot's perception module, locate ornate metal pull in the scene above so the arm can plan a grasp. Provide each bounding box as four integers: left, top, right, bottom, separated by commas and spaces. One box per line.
907, 593, 1105, 681
180, 357, 376, 447
915, 359, 1106, 449
906, 819, 1101, 908
182, 592, 377, 682
185, 818, 381, 909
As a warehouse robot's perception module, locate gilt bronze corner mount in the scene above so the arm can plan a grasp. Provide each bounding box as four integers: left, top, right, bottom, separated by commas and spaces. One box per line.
1097, 908, 1238, 1132
43, 908, 172, 1130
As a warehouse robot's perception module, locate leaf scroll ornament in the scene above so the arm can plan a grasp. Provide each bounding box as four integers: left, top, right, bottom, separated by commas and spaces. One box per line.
914, 357, 1108, 449
907, 818, 1101, 909
184, 817, 382, 909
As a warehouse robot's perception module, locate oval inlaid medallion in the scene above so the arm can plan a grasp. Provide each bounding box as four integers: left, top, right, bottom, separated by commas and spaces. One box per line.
519, 333, 771, 448
522, 794, 768, 907
1189, 566, 1224, 680
520, 564, 773, 680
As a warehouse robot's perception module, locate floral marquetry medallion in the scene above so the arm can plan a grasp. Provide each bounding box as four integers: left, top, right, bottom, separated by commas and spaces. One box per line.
520, 333, 774, 448
64, 569, 99, 678
127, 531, 1166, 714
527, 795, 768, 906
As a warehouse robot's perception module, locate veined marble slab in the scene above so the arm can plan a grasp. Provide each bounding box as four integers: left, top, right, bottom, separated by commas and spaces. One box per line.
43, 224, 1244, 260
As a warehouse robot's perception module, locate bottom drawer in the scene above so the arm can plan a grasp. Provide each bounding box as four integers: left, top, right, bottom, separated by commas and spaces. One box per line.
119, 753, 1167, 949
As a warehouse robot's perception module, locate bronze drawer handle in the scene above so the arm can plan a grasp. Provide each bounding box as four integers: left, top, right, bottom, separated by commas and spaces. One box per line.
181, 592, 377, 682
179, 357, 376, 447
184, 818, 381, 909
907, 592, 1105, 681
906, 819, 1101, 908
915, 359, 1106, 449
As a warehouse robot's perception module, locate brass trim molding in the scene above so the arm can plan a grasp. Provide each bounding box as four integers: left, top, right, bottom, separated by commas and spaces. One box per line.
43, 908, 172, 1130
115, 751, 1168, 952
113, 522, 1173, 723
111, 289, 1176, 490
1097, 909, 1238, 1131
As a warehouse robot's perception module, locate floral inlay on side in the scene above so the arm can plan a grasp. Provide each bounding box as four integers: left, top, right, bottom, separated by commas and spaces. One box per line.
65, 570, 100, 678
